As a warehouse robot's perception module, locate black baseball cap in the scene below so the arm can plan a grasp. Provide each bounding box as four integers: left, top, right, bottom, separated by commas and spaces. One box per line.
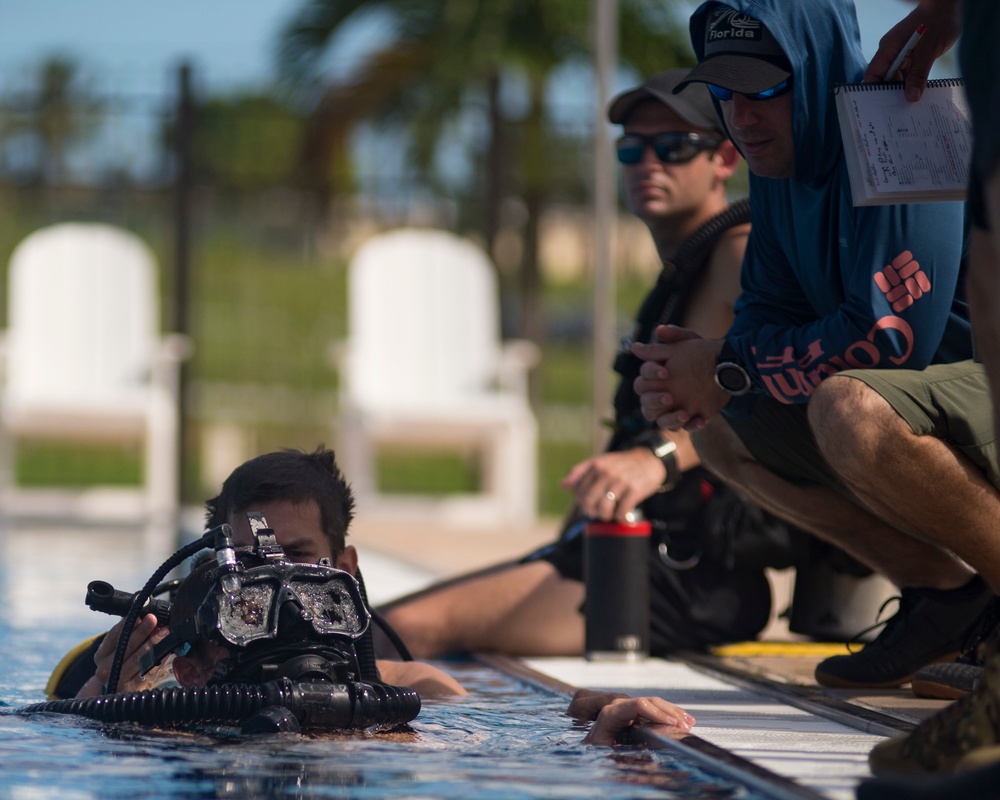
675, 5, 792, 95
607, 68, 722, 134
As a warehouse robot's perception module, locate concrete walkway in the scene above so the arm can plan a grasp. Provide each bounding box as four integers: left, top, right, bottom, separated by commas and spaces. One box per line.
519, 656, 882, 800
348, 510, 896, 799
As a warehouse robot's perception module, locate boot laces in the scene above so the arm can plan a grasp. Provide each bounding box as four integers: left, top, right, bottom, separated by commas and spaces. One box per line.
845, 595, 903, 654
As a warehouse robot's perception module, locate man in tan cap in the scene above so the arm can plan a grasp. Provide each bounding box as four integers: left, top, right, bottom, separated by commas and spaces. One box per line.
379, 69, 803, 660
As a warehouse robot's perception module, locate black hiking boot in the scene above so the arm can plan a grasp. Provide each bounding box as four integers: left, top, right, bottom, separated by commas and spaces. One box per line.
868, 638, 1000, 776
814, 575, 995, 689
911, 597, 1000, 700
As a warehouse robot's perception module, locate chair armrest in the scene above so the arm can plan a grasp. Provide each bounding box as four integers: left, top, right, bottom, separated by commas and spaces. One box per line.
149, 333, 193, 390
497, 338, 541, 395
159, 333, 194, 364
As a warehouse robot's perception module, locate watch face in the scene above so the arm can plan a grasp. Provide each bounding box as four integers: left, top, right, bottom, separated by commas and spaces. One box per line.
716, 363, 751, 395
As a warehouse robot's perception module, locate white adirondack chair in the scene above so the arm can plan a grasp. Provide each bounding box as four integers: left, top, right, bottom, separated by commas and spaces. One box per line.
0, 222, 189, 539
335, 228, 539, 526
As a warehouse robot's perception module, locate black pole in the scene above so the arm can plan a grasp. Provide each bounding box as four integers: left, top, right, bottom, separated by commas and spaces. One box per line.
173, 61, 194, 505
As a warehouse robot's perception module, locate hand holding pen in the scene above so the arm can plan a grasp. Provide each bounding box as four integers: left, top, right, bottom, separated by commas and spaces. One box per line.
883, 23, 926, 81
862, 2, 960, 102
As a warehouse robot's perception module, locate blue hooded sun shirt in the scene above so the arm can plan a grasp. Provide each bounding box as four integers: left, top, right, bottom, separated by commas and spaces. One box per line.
689, 0, 971, 413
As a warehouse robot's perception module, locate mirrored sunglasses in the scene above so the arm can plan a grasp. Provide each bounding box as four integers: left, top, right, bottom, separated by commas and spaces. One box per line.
706, 77, 792, 102
616, 132, 722, 165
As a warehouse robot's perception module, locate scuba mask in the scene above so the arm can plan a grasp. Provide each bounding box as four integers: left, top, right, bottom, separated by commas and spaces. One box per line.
139, 513, 372, 685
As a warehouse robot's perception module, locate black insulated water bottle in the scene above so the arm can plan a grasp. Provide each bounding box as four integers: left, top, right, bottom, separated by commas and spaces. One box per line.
584, 514, 650, 661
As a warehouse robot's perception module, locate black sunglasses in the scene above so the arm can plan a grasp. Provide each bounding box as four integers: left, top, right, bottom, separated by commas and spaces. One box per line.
706, 77, 792, 102
616, 132, 722, 165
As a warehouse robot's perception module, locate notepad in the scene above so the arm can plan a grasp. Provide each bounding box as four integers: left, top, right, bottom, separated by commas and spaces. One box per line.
834, 78, 971, 206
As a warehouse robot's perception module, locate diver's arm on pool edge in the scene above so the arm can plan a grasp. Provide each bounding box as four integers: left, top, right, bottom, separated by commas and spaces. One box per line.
568, 688, 695, 746
376, 659, 467, 697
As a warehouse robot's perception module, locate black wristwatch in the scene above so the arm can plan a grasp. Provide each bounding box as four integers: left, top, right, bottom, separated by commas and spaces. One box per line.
632, 430, 681, 491
714, 343, 753, 396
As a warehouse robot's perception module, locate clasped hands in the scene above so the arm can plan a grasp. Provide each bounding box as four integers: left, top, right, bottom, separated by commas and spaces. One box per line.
631, 325, 729, 432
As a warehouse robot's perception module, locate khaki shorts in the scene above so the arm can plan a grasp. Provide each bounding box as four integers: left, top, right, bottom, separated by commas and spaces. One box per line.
725, 360, 1000, 491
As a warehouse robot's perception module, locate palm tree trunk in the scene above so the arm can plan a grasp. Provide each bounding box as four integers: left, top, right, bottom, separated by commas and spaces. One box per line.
519, 78, 549, 408
484, 70, 504, 261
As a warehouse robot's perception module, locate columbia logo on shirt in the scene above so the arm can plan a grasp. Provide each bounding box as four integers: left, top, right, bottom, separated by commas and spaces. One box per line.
874, 251, 931, 313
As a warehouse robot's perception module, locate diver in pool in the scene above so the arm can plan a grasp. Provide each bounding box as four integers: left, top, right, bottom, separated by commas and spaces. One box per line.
159, 546, 695, 744
50, 446, 694, 743
67, 447, 466, 699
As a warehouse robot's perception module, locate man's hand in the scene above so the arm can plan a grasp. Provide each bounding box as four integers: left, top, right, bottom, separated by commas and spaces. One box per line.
568, 689, 695, 746
561, 448, 666, 522
863, 1, 960, 101
77, 613, 171, 697
631, 325, 727, 431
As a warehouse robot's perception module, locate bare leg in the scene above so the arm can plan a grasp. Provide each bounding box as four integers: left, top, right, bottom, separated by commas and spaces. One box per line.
693, 415, 974, 590
809, 374, 1000, 593
379, 560, 585, 658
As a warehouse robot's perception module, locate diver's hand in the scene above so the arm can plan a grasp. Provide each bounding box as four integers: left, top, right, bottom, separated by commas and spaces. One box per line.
79, 614, 170, 696
567, 688, 631, 721
569, 689, 695, 746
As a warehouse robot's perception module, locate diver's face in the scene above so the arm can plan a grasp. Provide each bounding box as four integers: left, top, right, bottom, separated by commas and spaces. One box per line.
720, 90, 795, 179
229, 498, 356, 573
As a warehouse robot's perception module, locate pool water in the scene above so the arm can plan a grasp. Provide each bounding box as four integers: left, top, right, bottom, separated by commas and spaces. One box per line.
0, 625, 779, 800
0, 527, 777, 799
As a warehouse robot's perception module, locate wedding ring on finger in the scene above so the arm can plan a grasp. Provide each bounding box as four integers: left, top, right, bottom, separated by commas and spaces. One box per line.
605, 490, 617, 504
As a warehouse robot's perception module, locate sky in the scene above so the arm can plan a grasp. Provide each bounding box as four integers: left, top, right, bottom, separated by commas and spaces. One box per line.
0, 1, 297, 95
0, 0, 943, 96
0, 1, 949, 187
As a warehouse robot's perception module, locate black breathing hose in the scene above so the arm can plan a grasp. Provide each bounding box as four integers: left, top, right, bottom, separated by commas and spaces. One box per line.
106, 530, 217, 694
20, 679, 421, 730
352, 569, 381, 681
43, 525, 424, 733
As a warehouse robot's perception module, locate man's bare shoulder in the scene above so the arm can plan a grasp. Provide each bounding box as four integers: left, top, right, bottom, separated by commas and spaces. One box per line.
678, 218, 749, 338
705, 222, 749, 292
714, 221, 751, 268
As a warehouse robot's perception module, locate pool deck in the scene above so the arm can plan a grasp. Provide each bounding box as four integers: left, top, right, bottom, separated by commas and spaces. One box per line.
349, 511, 952, 800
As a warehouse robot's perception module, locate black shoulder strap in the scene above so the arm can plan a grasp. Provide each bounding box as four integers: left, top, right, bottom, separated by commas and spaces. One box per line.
611, 198, 751, 442
653, 197, 751, 329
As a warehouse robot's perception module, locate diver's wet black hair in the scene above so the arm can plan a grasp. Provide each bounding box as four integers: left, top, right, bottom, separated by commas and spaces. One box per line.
204, 447, 355, 557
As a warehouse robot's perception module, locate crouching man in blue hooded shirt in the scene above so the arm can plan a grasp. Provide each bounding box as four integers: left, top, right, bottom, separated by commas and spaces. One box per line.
634, 0, 1000, 691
